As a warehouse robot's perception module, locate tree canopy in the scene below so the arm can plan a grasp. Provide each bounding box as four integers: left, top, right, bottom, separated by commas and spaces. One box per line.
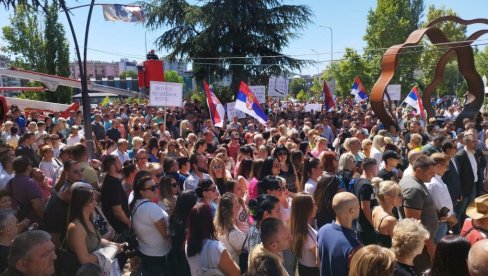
141, 0, 313, 91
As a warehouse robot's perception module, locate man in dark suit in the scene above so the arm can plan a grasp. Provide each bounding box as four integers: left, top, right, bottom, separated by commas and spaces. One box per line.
442, 139, 462, 233
455, 134, 479, 224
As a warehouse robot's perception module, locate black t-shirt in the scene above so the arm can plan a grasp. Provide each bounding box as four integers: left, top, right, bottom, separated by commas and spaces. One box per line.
101, 175, 129, 233
206, 141, 219, 154
354, 178, 378, 232
394, 262, 417, 276
106, 128, 121, 142
42, 194, 69, 239
378, 169, 397, 182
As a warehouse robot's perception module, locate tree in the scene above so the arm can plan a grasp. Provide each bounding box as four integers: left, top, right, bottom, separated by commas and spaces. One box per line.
164, 70, 184, 83
142, 0, 312, 93
2, 2, 72, 103
419, 5, 466, 96
475, 47, 488, 80
363, 0, 424, 94
309, 78, 323, 100
119, 70, 138, 79
289, 77, 307, 97
322, 48, 374, 97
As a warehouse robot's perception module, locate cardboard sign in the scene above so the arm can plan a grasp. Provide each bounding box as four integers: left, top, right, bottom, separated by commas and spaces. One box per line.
149, 81, 183, 107
226, 102, 246, 121
268, 77, 289, 97
249, 85, 266, 103
386, 84, 401, 101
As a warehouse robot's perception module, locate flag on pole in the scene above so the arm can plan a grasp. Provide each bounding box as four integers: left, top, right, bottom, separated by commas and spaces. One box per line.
102, 4, 145, 22
100, 96, 110, 107
404, 86, 426, 120
203, 80, 226, 128
323, 80, 335, 110
350, 76, 368, 103
235, 81, 268, 125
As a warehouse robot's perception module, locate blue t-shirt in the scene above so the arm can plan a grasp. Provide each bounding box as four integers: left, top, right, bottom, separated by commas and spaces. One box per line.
317, 222, 361, 276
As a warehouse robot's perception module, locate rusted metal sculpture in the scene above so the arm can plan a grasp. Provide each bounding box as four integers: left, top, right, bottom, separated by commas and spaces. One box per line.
371, 16, 486, 128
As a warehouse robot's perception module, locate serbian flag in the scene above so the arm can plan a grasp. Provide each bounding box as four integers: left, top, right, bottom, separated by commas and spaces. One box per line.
323, 80, 335, 110
404, 86, 426, 120
235, 81, 268, 125
102, 5, 145, 22
350, 76, 368, 103
204, 80, 225, 128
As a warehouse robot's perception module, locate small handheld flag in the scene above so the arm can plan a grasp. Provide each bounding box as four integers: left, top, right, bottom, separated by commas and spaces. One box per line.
235, 81, 268, 125
404, 86, 426, 120
204, 80, 226, 128
350, 77, 368, 103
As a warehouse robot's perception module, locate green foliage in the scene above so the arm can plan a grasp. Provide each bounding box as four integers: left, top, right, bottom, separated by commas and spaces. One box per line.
119, 70, 138, 79
289, 77, 307, 96
190, 89, 206, 109
164, 70, 184, 83
1, 3, 72, 103
363, 0, 424, 94
296, 89, 310, 102
323, 48, 374, 97
141, 0, 313, 91
419, 5, 466, 96
475, 47, 488, 80
309, 78, 323, 100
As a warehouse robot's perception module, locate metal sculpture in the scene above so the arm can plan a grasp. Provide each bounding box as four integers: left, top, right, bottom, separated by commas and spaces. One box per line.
371, 16, 486, 128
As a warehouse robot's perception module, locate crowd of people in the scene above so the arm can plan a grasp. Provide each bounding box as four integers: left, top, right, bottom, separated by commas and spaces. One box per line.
0, 95, 487, 276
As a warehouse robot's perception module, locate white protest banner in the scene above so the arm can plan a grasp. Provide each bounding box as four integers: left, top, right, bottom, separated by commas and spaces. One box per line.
149, 81, 183, 107
304, 103, 323, 112
386, 84, 401, 101
268, 77, 289, 97
249, 85, 266, 103
226, 102, 246, 121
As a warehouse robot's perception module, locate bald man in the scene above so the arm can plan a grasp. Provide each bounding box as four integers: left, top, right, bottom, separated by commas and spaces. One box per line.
403, 149, 424, 177
317, 192, 361, 276
468, 239, 488, 276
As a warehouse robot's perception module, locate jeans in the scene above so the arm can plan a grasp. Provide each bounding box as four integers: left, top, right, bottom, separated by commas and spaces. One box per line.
139, 252, 168, 276
435, 222, 448, 244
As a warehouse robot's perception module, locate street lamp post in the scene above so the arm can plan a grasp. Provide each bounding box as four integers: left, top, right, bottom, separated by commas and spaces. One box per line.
310, 49, 320, 76
319, 26, 333, 67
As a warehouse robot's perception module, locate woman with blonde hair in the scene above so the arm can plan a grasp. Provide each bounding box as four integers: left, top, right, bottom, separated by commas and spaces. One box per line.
349, 245, 395, 276
361, 138, 373, 160
290, 193, 319, 275
147, 162, 163, 184
392, 218, 430, 275
179, 119, 192, 138
370, 135, 385, 165
311, 137, 328, 158
372, 181, 402, 248
1, 121, 13, 143
407, 133, 423, 152
214, 192, 247, 264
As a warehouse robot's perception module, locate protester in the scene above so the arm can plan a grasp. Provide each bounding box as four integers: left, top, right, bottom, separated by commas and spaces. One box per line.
430, 235, 471, 276
349, 245, 395, 276
467, 239, 488, 276
372, 180, 402, 248
317, 192, 361, 276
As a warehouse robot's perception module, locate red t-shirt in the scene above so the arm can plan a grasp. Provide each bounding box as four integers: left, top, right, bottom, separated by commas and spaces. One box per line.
461, 218, 487, 245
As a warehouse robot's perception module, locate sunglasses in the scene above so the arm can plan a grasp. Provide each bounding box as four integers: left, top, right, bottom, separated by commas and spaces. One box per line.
204, 186, 217, 192
277, 152, 287, 156
155, 173, 163, 178
142, 185, 159, 192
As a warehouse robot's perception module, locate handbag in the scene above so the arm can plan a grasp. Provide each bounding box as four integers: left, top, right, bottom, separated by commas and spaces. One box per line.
124, 200, 151, 257
54, 234, 81, 276
238, 234, 249, 274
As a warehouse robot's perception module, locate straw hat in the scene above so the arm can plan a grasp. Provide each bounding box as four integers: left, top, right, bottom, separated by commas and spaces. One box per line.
466, 194, 488, 220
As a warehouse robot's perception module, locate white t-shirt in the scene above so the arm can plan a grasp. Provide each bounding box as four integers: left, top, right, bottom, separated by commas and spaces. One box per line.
304, 178, 317, 195
281, 197, 292, 222
132, 199, 171, 256
299, 225, 318, 267
186, 239, 225, 276
0, 169, 13, 190
39, 160, 61, 181
219, 227, 247, 264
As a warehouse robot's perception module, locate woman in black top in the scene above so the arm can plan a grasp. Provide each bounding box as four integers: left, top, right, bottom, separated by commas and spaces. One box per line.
392, 219, 430, 276
372, 181, 403, 248
430, 235, 471, 276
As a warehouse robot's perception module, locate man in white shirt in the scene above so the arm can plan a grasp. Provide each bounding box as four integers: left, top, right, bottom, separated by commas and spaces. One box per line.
425, 153, 457, 243
112, 139, 130, 165
0, 153, 14, 190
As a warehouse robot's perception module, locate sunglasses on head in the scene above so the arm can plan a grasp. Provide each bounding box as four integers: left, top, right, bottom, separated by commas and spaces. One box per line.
142, 185, 159, 192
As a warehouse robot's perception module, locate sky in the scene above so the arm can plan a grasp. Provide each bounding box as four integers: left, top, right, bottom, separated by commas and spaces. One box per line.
0, 0, 487, 76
